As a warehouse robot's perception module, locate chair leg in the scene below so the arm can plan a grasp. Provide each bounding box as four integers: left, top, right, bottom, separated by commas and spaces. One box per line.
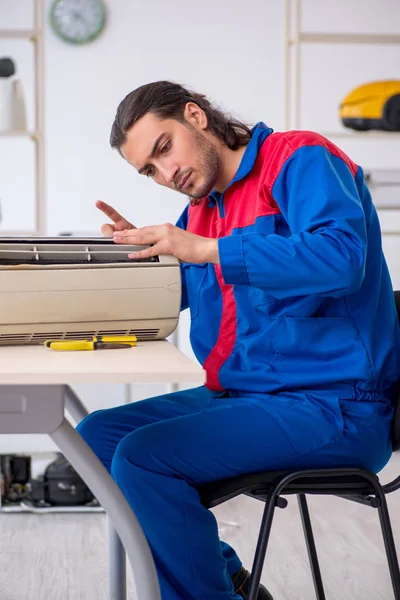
247, 491, 277, 600
376, 493, 400, 600
297, 494, 326, 600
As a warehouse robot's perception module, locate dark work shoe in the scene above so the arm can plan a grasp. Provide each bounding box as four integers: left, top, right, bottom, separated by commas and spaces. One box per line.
231, 566, 274, 600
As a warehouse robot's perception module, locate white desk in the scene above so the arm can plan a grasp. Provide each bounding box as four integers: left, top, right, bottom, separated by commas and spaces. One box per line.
0, 341, 204, 600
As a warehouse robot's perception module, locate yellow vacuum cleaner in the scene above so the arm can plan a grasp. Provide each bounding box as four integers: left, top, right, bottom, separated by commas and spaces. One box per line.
339, 80, 400, 131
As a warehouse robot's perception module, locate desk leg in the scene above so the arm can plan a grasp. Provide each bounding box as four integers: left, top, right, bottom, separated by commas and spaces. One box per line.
108, 520, 127, 599
64, 386, 90, 422
51, 414, 160, 600
64, 386, 128, 600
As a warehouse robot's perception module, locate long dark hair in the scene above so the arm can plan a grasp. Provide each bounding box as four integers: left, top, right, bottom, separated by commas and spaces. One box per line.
110, 81, 252, 151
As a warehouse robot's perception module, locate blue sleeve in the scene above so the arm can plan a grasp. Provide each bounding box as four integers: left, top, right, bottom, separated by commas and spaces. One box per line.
175, 204, 189, 311
218, 145, 367, 299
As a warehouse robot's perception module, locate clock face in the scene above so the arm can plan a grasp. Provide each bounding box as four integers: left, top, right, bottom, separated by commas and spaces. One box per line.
50, 0, 106, 45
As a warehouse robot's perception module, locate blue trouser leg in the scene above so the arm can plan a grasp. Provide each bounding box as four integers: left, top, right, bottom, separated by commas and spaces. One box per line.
76, 387, 243, 592
77, 386, 393, 600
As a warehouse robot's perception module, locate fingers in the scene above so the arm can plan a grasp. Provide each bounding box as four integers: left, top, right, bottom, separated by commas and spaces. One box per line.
101, 223, 115, 237
96, 200, 125, 224
113, 226, 160, 246
128, 242, 163, 260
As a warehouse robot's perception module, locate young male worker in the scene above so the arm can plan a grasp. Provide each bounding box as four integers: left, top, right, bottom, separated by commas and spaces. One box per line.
77, 81, 400, 600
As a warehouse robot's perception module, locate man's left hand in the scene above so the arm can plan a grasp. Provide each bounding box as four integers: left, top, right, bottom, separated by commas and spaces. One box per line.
113, 223, 219, 264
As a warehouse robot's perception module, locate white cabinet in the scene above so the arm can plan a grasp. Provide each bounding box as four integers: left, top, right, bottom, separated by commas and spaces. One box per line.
382, 234, 400, 290
378, 209, 400, 289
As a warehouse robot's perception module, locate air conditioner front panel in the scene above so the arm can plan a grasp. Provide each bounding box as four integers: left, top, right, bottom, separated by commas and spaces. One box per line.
0, 287, 181, 325
0, 264, 180, 293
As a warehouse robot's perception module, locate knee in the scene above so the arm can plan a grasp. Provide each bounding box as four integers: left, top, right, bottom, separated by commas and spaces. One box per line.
76, 409, 109, 455
111, 426, 157, 482
111, 429, 139, 480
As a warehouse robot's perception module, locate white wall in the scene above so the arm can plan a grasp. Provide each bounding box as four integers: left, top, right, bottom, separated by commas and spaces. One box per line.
1, 1, 399, 230
0, 0, 399, 452
44, 0, 285, 235
0, 0, 285, 451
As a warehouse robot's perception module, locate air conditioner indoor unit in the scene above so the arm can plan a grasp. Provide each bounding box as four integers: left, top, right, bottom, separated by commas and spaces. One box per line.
0, 238, 181, 345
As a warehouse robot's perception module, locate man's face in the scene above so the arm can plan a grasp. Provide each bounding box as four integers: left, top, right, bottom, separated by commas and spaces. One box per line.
120, 111, 220, 200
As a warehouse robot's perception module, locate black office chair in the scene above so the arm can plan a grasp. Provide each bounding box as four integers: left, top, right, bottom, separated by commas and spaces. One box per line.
199, 290, 400, 600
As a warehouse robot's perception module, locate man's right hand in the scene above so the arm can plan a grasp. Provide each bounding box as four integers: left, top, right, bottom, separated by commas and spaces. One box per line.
96, 200, 136, 237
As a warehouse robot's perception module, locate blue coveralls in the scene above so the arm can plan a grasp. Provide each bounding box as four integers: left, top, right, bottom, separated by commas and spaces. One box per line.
77, 124, 400, 599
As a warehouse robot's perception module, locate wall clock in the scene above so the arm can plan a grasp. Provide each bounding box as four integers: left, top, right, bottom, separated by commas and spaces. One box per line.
50, 0, 106, 45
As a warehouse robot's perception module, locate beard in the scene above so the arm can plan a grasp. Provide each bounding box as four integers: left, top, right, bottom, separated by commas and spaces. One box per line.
174, 129, 220, 205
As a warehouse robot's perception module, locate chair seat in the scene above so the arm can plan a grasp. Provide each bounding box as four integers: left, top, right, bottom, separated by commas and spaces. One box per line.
199, 468, 378, 508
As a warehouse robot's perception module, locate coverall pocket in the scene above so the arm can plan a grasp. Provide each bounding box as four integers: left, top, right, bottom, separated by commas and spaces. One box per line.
255, 392, 345, 456
272, 315, 371, 388
181, 262, 208, 321
339, 398, 394, 433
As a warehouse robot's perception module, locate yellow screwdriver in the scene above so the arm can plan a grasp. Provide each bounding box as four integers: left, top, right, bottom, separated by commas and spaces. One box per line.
44, 340, 133, 351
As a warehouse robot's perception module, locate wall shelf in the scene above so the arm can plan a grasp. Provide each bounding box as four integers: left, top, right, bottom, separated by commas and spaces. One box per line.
0, 130, 41, 140
0, 29, 37, 40
0, 0, 45, 235
290, 32, 400, 45
317, 131, 400, 140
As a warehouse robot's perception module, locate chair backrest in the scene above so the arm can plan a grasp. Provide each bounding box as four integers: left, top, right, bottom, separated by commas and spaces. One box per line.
392, 290, 400, 451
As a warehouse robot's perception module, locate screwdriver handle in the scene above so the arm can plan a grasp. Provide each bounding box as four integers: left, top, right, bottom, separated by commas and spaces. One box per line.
44, 341, 95, 351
